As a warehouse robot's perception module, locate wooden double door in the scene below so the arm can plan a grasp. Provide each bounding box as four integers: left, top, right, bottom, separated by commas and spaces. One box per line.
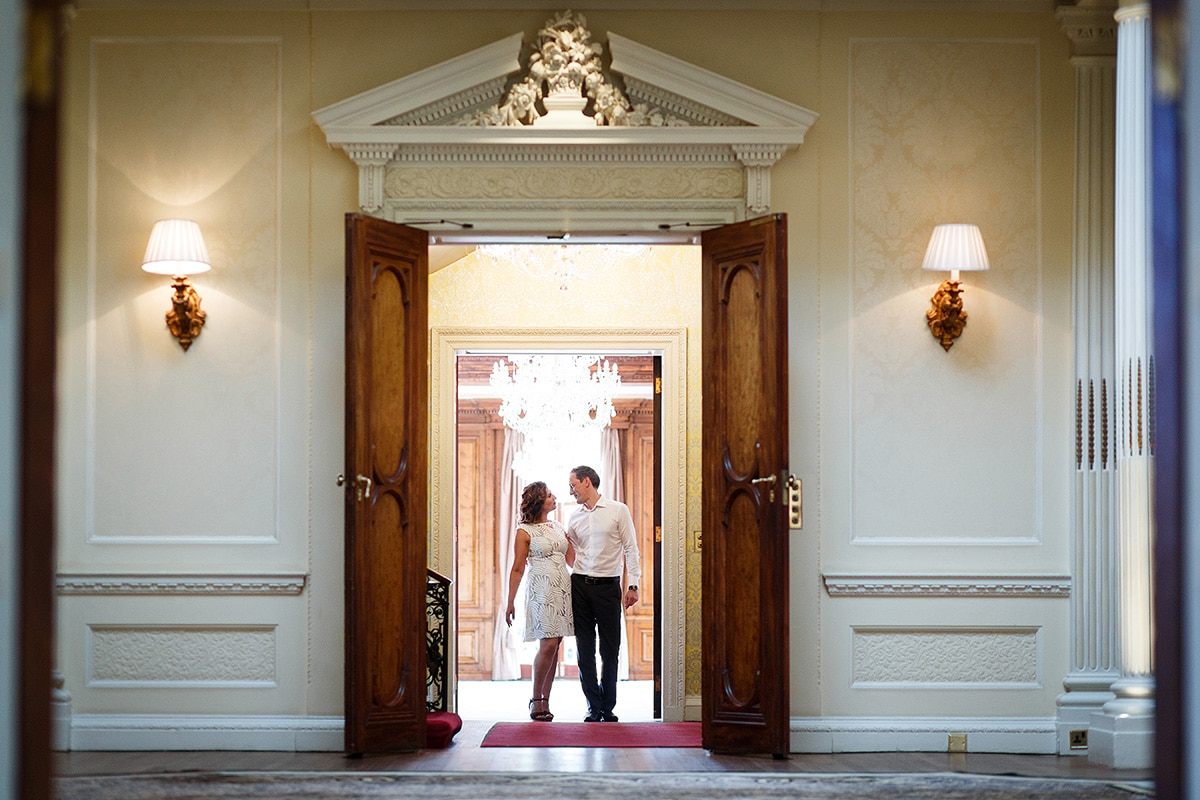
342, 214, 791, 757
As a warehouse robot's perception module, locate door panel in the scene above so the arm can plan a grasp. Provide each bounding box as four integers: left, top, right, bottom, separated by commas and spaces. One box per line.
344, 214, 429, 754
701, 214, 790, 756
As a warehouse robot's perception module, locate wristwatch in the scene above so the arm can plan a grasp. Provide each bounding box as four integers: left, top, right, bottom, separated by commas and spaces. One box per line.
628, 585, 638, 592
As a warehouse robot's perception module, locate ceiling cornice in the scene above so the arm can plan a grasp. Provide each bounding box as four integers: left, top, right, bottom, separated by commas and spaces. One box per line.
73, 1, 1059, 11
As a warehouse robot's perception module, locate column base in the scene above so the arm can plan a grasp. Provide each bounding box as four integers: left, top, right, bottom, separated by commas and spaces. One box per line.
51, 670, 72, 752
1087, 677, 1155, 769
1087, 708, 1154, 768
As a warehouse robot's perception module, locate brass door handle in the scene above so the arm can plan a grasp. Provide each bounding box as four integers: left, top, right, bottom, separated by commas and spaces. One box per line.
337, 473, 372, 501
751, 474, 776, 503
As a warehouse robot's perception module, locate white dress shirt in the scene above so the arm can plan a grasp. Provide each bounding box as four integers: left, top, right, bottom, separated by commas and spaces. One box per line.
566, 496, 642, 586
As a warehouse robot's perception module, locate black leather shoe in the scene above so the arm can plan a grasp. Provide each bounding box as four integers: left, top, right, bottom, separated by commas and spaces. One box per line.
600, 711, 619, 722
584, 712, 603, 722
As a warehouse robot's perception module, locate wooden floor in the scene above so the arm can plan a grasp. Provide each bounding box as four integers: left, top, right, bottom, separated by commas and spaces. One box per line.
54, 719, 1154, 784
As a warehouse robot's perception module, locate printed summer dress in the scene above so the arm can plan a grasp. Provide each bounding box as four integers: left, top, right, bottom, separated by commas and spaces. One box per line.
520, 520, 575, 641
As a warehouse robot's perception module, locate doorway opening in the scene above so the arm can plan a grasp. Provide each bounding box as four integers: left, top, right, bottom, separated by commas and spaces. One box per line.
426, 243, 697, 724
453, 351, 659, 723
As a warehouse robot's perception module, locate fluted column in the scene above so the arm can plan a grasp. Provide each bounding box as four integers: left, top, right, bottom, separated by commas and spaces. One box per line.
1088, 1, 1156, 769
1054, 0, 1119, 757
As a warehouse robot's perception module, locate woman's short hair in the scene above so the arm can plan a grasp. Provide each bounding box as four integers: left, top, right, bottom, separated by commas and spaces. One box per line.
520, 481, 549, 524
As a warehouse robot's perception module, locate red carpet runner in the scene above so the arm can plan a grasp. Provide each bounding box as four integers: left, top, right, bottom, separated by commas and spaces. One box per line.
481, 721, 701, 748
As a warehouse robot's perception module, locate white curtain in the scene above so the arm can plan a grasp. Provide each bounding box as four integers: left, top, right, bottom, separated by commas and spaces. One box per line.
600, 426, 631, 681
491, 428, 524, 680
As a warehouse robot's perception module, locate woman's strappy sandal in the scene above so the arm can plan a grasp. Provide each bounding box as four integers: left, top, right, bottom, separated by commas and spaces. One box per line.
528, 697, 554, 722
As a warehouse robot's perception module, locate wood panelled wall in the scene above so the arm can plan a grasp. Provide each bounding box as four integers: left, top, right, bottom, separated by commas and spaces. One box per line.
456, 399, 656, 680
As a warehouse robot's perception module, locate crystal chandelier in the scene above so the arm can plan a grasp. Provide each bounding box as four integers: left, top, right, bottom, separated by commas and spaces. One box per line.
476, 244, 647, 291
490, 354, 621, 439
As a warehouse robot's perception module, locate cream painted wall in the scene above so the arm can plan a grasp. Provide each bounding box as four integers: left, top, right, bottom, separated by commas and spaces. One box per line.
54, 5, 1077, 745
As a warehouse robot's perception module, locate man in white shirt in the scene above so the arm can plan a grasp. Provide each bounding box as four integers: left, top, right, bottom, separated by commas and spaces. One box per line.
566, 465, 641, 722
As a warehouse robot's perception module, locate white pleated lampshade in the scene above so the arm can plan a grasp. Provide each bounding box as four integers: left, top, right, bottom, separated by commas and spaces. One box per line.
921, 224, 990, 273
141, 219, 212, 276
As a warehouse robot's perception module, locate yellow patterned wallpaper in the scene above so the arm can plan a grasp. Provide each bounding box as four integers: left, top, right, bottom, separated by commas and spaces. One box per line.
429, 245, 705, 694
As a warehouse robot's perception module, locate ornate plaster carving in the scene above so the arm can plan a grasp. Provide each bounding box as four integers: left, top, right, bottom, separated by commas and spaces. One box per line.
386, 165, 743, 200
822, 574, 1071, 597
57, 573, 307, 595
87, 625, 277, 685
852, 627, 1040, 685
312, 12, 817, 229
442, 11, 685, 129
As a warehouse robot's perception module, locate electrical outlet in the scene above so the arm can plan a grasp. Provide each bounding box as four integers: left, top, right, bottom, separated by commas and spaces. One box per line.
948, 733, 967, 753
1069, 729, 1088, 750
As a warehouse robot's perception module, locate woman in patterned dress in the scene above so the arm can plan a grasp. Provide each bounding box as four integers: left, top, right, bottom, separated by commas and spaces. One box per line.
505, 481, 575, 721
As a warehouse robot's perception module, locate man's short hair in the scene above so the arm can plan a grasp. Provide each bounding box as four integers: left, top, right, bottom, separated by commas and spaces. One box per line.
572, 464, 600, 491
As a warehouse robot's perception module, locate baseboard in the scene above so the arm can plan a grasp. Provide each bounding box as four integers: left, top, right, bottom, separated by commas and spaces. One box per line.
67, 712, 1056, 755
69, 714, 343, 752
683, 694, 702, 722
790, 716, 1057, 754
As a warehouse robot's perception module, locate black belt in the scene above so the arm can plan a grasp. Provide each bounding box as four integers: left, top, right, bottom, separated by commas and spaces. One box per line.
575, 575, 620, 585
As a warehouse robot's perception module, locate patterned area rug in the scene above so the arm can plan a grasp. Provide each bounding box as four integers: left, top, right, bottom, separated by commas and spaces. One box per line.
55, 770, 1155, 799
481, 721, 701, 747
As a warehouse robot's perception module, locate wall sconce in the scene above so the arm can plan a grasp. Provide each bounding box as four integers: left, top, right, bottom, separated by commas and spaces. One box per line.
141, 219, 211, 352
921, 223, 990, 351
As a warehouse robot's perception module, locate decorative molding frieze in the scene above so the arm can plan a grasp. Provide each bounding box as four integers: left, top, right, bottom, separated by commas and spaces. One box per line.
87, 625, 277, 685
57, 573, 307, 595
852, 627, 1040, 685
387, 165, 743, 200
822, 574, 1071, 597
392, 143, 740, 166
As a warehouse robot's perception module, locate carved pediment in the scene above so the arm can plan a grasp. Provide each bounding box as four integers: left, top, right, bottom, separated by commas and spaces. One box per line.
313, 11, 818, 232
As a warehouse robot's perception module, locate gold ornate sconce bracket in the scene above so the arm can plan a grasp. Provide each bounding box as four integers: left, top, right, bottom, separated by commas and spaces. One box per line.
167, 276, 207, 352
926, 278, 967, 351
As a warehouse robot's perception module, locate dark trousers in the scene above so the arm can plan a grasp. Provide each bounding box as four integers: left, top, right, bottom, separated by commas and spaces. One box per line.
571, 575, 622, 715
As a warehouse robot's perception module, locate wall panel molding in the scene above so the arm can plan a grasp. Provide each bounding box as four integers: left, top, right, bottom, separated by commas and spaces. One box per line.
86, 624, 277, 686
852, 626, 1041, 686
823, 574, 1070, 597
57, 573, 307, 596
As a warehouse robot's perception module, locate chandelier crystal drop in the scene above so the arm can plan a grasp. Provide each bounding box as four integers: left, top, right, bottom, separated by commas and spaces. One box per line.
489, 354, 621, 439
476, 244, 648, 291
